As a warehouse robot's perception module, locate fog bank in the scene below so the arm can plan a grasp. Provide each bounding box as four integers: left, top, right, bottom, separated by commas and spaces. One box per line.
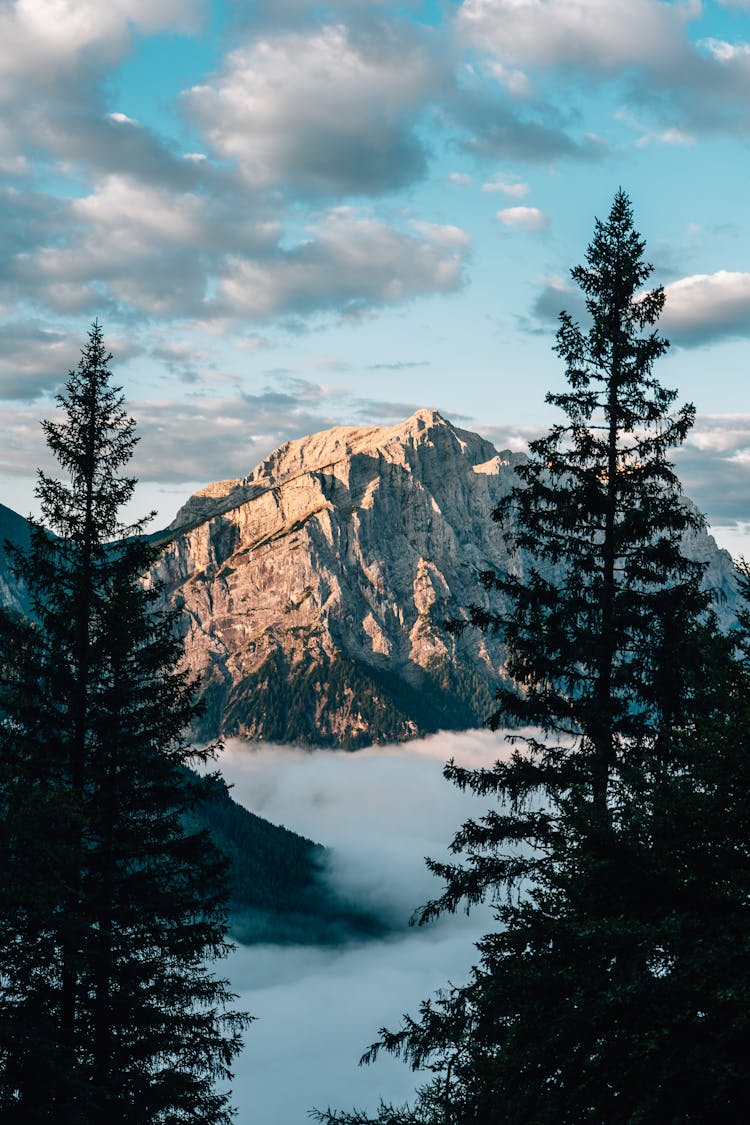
220, 729, 508, 1124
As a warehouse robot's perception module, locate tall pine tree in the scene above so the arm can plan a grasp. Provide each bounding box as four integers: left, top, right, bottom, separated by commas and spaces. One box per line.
314, 192, 750, 1122
0, 324, 249, 1123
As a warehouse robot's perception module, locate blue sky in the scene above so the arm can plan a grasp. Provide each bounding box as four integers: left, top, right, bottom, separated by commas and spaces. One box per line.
2, 0, 750, 551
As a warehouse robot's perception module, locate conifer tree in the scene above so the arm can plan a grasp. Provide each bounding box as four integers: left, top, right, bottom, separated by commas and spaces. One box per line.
313, 192, 750, 1122
0, 323, 249, 1123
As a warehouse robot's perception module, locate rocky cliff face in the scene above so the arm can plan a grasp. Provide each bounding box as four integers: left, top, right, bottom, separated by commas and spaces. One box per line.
148, 409, 738, 747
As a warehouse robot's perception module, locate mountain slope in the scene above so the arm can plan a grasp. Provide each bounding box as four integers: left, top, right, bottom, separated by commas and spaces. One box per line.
0, 501, 32, 615
189, 779, 382, 944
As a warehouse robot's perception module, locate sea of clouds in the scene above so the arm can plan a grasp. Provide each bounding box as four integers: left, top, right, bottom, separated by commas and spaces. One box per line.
218, 729, 511, 1124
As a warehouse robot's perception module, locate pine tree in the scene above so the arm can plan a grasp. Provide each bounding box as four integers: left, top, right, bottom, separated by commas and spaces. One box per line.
313, 192, 750, 1122
0, 324, 250, 1123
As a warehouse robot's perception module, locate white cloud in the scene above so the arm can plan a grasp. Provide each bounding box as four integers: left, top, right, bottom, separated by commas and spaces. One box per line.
482, 179, 529, 197
477, 421, 546, 453
496, 205, 548, 232
527, 269, 750, 348
184, 23, 446, 196
108, 111, 139, 126
220, 731, 505, 927
10, 174, 280, 317
409, 219, 471, 248
0, 1, 203, 98
72, 176, 209, 246
0, 1, 209, 193
675, 414, 750, 530
661, 271, 750, 345
485, 58, 534, 96
699, 38, 750, 63
634, 126, 695, 148
218, 211, 470, 320
458, 0, 694, 72
685, 416, 750, 457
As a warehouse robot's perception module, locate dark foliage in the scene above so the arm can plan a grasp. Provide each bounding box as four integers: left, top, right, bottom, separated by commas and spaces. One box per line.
0, 324, 250, 1123
313, 192, 750, 1122
211, 648, 490, 749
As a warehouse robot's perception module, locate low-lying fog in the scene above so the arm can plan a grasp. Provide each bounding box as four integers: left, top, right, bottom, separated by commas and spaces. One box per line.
219, 729, 510, 1124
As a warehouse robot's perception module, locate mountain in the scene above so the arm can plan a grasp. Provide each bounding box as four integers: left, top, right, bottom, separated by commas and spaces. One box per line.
1, 410, 738, 748
147, 410, 520, 746
147, 408, 738, 748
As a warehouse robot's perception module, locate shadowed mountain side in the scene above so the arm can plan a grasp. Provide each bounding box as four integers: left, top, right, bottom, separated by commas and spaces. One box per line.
0, 501, 33, 615
190, 777, 384, 945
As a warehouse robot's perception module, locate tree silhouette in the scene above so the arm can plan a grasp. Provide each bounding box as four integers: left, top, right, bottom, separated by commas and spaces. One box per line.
0, 323, 250, 1123
313, 192, 750, 1122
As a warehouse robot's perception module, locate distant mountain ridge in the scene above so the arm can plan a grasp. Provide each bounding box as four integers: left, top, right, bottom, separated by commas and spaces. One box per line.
0, 502, 32, 616
2, 410, 739, 748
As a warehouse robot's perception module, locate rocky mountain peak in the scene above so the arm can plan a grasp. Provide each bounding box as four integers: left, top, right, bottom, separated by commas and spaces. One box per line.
169, 408, 505, 531
150, 410, 535, 745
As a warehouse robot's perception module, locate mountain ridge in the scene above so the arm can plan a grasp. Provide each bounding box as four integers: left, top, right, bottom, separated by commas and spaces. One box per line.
167, 408, 507, 530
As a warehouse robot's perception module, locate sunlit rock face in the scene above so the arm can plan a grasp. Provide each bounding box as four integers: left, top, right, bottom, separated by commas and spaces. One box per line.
149, 408, 738, 748
150, 409, 525, 747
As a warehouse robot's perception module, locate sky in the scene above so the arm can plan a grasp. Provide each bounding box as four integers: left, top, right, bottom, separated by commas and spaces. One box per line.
2, 0, 750, 551
219, 731, 503, 1124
